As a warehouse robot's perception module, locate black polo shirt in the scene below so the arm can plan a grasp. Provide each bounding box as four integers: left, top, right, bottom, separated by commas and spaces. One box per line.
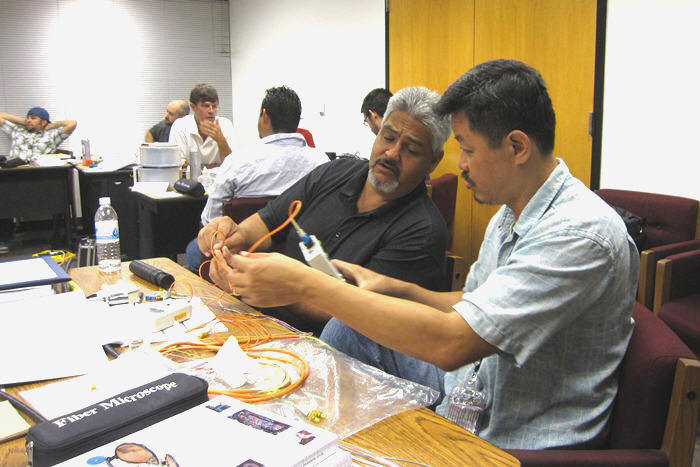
149, 119, 172, 142
259, 157, 448, 291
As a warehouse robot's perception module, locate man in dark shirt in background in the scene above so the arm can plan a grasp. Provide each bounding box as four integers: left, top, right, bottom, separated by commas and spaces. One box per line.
361, 88, 393, 135
145, 99, 189, 142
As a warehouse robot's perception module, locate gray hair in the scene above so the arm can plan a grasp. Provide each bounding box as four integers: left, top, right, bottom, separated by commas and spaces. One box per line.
383, 86, 451, 154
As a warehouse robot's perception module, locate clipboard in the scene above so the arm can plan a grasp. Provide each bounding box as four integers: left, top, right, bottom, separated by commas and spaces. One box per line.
0, 256, 71, 291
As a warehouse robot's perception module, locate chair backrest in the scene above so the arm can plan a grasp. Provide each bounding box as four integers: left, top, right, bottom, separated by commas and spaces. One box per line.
607, 302, 696, 449
426, 173, 458, 245
596, 189, 698, 249
222, 196, 275, 224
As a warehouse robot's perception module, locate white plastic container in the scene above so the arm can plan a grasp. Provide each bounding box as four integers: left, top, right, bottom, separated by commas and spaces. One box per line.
136, 166, 181, 187
139, 143, 180, 167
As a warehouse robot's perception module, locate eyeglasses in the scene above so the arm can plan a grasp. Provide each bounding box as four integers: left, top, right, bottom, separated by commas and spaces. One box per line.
363, 114, 370, 126
102, 443, 179, 467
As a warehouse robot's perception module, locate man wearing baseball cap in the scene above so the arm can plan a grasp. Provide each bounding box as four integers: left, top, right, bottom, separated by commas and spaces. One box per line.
0, 107, 77, 162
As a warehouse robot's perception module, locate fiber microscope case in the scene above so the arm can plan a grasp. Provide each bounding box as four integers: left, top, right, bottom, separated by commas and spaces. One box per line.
26, 373, 208, 466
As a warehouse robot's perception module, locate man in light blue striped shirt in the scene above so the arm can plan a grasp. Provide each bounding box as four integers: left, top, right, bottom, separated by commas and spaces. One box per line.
216, 60, 639, 449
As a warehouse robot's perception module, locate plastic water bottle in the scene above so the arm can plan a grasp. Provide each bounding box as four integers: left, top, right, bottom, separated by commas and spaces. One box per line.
95, 197, 121, 273
445, 365, 486, 433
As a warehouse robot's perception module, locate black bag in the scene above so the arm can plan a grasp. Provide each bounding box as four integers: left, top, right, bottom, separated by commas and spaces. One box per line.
173, 178, 205, 197
611, 205, 646, 252
0, 155, 26, 168
26, 373, 208, 466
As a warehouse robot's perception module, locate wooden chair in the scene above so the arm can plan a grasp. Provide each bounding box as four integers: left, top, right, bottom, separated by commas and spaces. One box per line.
427, 174, 466, 291
222, 196, 275, 223
596, 189, 699, 309
654, 248, 700, 356
506, 302, 700, 467
641, 240, 700, 310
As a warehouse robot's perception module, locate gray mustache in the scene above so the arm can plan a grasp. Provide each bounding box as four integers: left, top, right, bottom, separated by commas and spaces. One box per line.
373, 157, 400, 176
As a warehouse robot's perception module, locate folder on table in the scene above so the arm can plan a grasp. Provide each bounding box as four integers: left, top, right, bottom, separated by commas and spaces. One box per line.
0, 256, 71, 291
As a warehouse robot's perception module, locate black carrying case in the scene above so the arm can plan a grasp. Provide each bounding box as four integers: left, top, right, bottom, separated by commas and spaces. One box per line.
26, 372, 208, 466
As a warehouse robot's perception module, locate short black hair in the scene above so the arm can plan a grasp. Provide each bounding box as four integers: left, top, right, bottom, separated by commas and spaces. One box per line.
361, 88, 393, 117
260, 86, 302, 133
436, 60, 556, 155
190, 84, 219, 105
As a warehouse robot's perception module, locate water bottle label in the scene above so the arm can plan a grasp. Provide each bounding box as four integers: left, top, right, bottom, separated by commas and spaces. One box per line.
95, 220, 119, 242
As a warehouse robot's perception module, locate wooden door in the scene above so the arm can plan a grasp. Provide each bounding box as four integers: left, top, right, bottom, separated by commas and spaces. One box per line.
389, 0, 597, 265
389, 0, 475, 258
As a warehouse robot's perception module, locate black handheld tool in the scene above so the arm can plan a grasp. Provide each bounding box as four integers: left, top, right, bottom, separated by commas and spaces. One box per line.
129, 260, 175, 289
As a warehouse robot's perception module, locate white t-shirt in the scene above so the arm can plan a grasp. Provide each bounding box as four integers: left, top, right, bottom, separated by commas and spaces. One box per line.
168, 114, 234, 165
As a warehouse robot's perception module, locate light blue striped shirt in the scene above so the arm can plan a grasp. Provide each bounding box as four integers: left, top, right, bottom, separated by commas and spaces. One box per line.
436, 159, 639, 449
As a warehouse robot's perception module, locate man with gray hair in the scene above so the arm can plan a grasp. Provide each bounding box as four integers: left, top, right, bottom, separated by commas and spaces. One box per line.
145, 99, 189, 142
199, 87, 451, 351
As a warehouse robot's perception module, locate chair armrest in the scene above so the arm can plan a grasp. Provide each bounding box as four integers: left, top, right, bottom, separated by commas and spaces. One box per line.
445, 254, 467, 291
505, 448, 668, 466
639, 239, 700, 308
654, 249, 700, 312
662, 358, 700, 467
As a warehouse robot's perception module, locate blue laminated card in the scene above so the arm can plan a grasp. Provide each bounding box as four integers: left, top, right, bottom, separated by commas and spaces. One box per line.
0, 255, 71, 291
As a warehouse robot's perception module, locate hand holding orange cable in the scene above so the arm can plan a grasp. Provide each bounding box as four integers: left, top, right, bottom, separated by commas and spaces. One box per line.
197, 216, 246, 258
200, 200, 303, 299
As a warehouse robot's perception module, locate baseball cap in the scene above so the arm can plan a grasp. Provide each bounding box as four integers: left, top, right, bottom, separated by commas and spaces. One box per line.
27, 107, 50, 122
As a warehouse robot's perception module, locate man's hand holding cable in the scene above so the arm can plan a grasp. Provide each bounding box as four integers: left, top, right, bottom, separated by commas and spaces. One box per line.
197, 216, 246, 258
213, 247, 314, 306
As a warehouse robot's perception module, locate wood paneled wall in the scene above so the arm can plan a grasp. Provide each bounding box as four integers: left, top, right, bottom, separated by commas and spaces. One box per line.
389, 0, 597, 265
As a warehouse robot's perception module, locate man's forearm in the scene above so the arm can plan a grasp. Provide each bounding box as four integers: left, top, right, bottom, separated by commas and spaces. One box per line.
46, 120, 77, 134
0, 112, 25, 125
236, 213, 272, 252
287, 302, 332, 328
215, 136, 231, 162
301, 269, 493, 370
391, 281, 463, 312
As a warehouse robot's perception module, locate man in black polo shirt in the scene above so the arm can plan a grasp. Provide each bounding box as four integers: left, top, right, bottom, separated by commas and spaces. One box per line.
145, 99, 189, 142
199, 87, 451, 341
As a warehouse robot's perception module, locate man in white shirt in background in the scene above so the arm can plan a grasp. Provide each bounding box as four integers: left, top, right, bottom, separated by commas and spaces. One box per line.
185, 85, 329, 272
169, 83, 234, 168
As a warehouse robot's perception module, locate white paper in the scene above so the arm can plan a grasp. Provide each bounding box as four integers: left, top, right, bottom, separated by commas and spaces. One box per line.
33, 154, 68, 166
130, 182, 175, 197
209, 336, 260, 388
0, 293, 109, 385
88, 297, 226, 346
20, 347, 176, 420
0, 284, 54, 304
0, 257, 60, 285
